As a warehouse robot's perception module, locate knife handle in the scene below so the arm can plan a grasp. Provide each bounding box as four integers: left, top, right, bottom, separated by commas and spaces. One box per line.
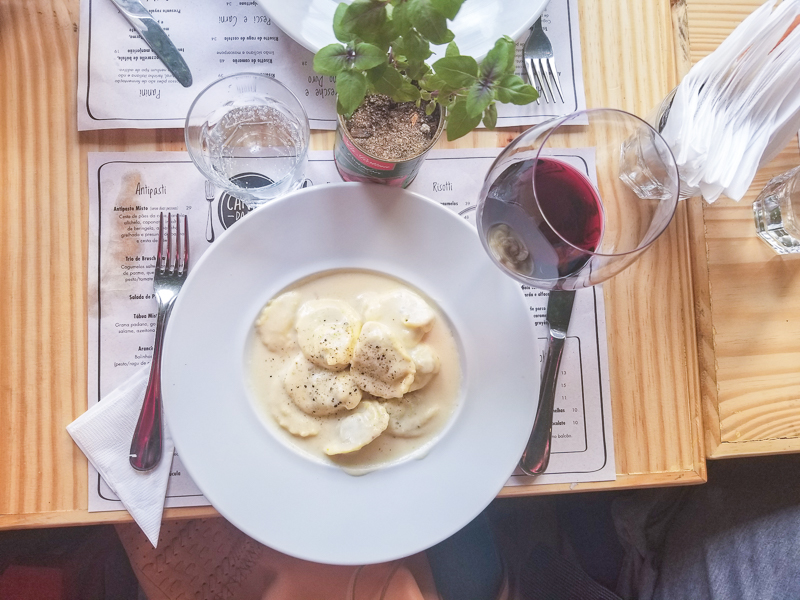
519, 330, 566, 475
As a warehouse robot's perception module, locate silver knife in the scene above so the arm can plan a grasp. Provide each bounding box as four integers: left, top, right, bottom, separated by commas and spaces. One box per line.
109, 0, 193, 87
519, 289, 576, 475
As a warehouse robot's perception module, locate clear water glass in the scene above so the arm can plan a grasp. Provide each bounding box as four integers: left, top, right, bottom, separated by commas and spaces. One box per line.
753, 165, 800, 254
185, 73, 310, 208
647, 87, 700, 201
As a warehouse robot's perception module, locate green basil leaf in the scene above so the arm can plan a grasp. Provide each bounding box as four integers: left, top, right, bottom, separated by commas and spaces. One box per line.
352, 42, 386, 70
500, 35, 516, 72
480, 37, 511, 83
494, 73, 538, 105
336, 70, 368, 115
333, 3, 354, 43
402, 30, 432, 62
404, 61, 430, 81
430, 0, 464, 20
372, 17, 397, 50
408, 0, 453, 45
431, 55, 478, 88
313, 44, 351, 76
419, 73, 453, 95
445, 41, 460, 57
391, 36, 406, 56
465, 80, 494, 118
483, 103, 498, 129
368, 64, 421, 101
390, 1, 413, 37
446, 99, 482, 141
342, 0, 388, 42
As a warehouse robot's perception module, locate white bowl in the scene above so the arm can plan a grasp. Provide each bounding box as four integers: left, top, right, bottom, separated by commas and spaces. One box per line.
257, 0, 548, 61
162, 183, 539, 564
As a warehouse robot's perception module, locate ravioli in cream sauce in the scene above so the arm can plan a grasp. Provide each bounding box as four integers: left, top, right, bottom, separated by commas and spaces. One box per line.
247, 270, 461, 474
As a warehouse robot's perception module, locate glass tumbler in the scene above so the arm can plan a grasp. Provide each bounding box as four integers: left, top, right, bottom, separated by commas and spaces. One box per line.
185, 73, 310, 208
753, 165, 800, 254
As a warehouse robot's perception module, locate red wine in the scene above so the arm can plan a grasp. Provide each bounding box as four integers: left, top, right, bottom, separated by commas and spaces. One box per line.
480, 158, 603, 281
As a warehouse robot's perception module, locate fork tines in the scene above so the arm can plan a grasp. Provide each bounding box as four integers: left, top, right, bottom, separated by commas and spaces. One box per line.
523, 18, 565, 105
157, 212, 189, 275
529, 57, 564, 104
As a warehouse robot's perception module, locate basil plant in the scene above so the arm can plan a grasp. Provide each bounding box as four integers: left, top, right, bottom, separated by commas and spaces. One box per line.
312, 0, 539, 141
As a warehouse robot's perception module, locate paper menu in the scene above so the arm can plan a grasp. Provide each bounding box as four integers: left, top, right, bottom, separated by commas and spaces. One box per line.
77, 0, 585, 131
86, 147, 614, 511
78, 0, 338, 130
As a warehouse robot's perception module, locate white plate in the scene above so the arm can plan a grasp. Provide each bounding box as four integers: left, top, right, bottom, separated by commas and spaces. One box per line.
258, 0, 548, 61
162, 183, 539, 565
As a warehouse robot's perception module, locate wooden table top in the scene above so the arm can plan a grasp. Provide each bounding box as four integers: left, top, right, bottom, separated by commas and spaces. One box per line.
0, 0, 706, 529
686, 0, 800, 459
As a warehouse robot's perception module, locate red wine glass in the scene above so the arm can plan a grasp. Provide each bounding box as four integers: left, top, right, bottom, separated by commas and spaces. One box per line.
477, 108, 680, 291
476, 108, 680, 475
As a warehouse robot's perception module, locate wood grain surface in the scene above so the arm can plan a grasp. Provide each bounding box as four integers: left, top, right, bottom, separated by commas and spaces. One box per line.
685, 0, 800, 458
0, 0, 704, 529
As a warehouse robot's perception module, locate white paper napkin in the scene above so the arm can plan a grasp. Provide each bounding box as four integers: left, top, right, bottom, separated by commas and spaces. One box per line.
67, 368, 174, 547
659, 0, 800, 203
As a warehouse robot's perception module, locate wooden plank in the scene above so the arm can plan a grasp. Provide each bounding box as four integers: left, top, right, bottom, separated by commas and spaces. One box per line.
0, 0, 704, 528
0, 506, 220, 531
685, 0, 800, 458
0, 0, 86, 518
567, 0, 705, 482
0, 467, 707, 532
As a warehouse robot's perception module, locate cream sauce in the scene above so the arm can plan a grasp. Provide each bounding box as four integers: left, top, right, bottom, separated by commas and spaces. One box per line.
247, 270, 462, 474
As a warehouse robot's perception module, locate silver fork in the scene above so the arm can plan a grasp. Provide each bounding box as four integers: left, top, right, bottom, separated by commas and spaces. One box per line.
524, 17, 564, 104
130, 212, 189, 472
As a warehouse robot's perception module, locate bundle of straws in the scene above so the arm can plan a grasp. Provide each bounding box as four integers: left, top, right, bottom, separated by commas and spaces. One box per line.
659, 0, 800, 202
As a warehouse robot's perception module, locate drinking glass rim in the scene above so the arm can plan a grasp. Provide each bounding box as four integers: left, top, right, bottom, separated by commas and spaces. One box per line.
184, 72, 311, 197
532, 107, 680, 259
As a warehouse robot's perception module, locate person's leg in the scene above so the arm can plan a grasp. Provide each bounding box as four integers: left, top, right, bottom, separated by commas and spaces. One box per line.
428, 497, 624, 600
555, 492, 625, 590
426, 510, 508, 600
652, 455, 800, 600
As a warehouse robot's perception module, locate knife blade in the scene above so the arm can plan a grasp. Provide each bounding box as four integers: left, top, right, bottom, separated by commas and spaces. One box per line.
519, 289, 576, 475
109, 0, 193, 87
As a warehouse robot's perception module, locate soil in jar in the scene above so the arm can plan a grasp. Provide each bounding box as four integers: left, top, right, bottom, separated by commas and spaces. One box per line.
344, 94, 442, 162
